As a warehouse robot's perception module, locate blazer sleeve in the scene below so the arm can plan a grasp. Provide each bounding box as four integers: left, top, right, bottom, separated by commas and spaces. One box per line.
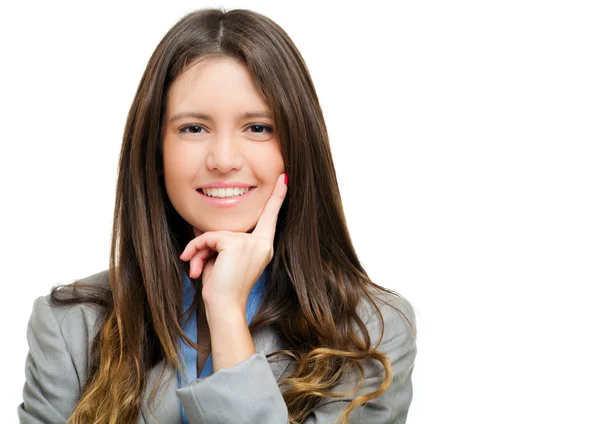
175, 295, 417, 424
17, 296, 82, 424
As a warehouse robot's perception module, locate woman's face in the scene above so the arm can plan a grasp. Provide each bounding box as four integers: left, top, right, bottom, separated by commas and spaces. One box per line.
162, 57, 284, 236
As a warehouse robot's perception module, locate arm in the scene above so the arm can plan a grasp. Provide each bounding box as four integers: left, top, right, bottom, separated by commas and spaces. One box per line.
17, 296, 82, 424
176, 302, 288, 422
175, 295, 417, 424
205, 304, 256, 372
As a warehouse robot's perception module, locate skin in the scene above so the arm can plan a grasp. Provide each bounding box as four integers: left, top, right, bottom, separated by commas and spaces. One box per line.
162, 57, 287, 372
162, 56, 285, 234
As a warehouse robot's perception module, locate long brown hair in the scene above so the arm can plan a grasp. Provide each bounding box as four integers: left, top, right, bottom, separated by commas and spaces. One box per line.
51, 7, 414, 423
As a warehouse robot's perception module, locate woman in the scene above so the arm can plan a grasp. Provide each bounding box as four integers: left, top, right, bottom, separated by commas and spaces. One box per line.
18, 7, 417, 424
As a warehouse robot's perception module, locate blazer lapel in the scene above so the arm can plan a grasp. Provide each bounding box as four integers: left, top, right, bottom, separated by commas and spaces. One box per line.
139, 324, 293, 423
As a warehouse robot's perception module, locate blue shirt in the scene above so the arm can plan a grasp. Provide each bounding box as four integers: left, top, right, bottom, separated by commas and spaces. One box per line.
177, 267, 269, 423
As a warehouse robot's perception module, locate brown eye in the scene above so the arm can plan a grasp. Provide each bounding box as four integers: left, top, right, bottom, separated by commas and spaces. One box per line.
179, 124, 205, 134
247, 124, 273, 134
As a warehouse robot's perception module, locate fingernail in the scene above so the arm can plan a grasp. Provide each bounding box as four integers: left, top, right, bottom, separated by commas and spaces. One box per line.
284, 173, 288, 185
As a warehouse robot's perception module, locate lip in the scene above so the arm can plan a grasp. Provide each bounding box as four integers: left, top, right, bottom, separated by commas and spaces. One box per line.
197, 187, 256, 208
198, 181, 256, 189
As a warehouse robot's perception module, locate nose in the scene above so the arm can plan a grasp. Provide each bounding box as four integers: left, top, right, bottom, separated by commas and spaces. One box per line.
205, 135, 244, 172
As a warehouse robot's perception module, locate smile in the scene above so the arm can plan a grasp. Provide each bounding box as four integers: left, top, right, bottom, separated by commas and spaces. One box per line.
201, 187, 253, 198
196, 187, 256, 208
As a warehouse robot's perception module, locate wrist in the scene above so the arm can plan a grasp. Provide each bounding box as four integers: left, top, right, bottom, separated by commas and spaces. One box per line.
204, 302, 246, 325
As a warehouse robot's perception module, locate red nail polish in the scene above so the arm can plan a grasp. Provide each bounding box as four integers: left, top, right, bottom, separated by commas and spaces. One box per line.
284, 173, 288, 185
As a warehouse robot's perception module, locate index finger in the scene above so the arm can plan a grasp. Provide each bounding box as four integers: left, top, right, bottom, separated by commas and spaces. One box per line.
252, 173, 288, 243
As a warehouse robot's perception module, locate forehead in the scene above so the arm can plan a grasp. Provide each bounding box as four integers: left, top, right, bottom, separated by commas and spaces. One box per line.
166, 57, 270, 113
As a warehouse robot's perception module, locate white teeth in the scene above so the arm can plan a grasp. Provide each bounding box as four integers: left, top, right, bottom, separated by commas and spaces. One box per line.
201, 187, 251, 198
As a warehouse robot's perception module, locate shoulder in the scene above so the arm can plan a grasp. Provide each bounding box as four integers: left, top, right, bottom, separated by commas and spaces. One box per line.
302, 285, 417, 421
19, 271, 111, 419
354, 285, 417, 376
358, 285, 417, 339
28, 270, 110, 380
45, 270, 110, 314
38, 269, 109, 328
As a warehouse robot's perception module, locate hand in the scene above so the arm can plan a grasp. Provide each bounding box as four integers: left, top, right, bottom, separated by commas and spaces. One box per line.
179, 173, 288, 311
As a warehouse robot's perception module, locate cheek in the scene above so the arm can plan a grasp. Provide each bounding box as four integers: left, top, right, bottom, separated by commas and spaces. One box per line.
163, 141, 198, 181
252, 145, 284, 178
162, 142, 200, 208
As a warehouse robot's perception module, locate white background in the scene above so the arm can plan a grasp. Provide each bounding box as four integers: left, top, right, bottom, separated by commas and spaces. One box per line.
1, 0, 599, 422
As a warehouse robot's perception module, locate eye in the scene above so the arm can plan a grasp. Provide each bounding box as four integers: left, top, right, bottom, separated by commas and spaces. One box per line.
177, 124, 273, 136
178, 124, 205, 134
247, 124, 273, 134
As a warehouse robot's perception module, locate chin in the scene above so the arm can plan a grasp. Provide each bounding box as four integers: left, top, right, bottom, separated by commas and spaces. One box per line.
195, 220, 256, 234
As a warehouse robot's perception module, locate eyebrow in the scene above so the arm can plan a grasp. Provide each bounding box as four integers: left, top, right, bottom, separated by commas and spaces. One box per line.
168, 111, 273, 123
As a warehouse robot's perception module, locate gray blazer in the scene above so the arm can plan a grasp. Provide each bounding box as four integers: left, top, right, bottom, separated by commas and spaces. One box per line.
18, 270, 417, 423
